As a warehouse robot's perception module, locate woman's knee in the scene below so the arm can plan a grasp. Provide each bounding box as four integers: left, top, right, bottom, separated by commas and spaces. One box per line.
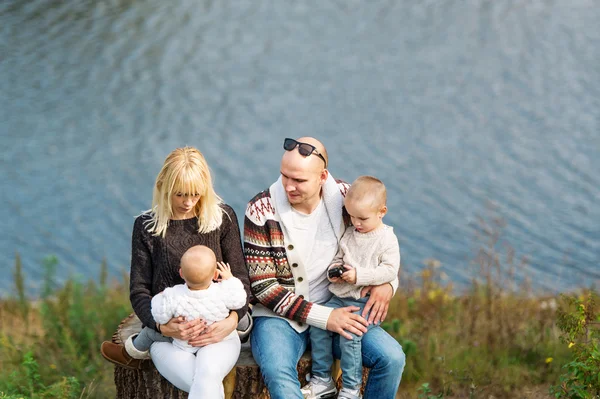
193, 368, 228, 385
150, 342, 194, 392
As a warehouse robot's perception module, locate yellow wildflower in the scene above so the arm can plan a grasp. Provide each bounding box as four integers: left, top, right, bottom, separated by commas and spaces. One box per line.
50, 364, 56, 370
568, 342, 575, 349
545, 357, 553, 364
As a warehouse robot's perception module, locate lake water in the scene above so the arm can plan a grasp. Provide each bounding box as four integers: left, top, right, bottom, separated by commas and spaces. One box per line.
1, 0, 599, 296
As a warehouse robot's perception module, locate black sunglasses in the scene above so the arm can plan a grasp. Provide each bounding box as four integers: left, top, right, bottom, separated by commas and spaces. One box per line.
283, 138, 327, 168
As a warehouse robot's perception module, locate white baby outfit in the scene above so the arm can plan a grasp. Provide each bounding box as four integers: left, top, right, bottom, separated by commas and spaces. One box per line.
151, 277, 247, 353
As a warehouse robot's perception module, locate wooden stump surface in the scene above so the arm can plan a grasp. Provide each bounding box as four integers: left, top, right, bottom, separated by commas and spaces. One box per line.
111, 313, 368, 399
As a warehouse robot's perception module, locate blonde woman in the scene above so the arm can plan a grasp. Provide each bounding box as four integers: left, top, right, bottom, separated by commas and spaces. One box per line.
101, 147, 251, 397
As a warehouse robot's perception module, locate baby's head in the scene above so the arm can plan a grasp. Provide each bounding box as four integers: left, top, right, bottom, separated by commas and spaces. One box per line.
179, 245, 218, 290
344, 176, 388, 234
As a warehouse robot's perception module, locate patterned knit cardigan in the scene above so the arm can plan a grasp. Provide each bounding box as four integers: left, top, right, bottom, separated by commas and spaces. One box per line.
244, 179, 350, 331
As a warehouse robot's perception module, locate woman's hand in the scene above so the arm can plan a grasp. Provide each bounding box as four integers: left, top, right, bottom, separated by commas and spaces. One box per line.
159, 316, 207, 340
188, 312, 238, 347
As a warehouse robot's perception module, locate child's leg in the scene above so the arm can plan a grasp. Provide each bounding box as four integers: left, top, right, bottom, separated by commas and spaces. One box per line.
189, 330, 241, 399
339, 330, 364, 390
310, 296, 345, 379
338, 298, 370, 390
132, 327, 171, 351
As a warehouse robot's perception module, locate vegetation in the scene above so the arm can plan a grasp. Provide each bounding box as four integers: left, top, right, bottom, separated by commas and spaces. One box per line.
379, 214, 599, 399
0, 217, 597, 398
383, 262, 595, 398
0, 255, 131, 398
550, 292, 600, 398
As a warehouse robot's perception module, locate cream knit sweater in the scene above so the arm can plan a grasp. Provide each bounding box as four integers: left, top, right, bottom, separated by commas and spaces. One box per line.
151, 278, 247, 352
327, 225, 400, 300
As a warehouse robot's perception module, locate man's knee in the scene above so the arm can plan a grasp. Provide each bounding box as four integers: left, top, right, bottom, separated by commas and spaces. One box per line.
386, 344, 406, 369
373, 341, 405, 373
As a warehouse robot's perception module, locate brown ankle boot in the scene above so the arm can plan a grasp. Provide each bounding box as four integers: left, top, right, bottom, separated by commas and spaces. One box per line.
100, 341, 145, 370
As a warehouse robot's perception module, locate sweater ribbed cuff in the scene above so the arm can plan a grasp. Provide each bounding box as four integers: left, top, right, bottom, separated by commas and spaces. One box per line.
306, 303, 334, 330
355, 268, 374, 287
390, 277, 399, 295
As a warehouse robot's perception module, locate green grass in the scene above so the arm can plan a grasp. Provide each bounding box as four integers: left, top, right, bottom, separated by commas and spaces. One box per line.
0, 256, 131, 399
0, 217, 593, 398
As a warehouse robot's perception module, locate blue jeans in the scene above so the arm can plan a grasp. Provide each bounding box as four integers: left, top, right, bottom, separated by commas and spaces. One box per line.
251, 316, 405, 399
310, 296, 374, 389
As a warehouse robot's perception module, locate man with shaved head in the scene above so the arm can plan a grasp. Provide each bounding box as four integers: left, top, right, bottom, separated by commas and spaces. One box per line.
244, 137, 405, 399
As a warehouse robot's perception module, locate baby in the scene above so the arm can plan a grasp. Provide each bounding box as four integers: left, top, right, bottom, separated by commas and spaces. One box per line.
126, 245, 247, 357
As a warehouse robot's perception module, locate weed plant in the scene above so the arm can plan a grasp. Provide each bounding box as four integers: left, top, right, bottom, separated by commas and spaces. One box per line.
550, 291, 600, 398
0, 214, 595, 398
0, 256, 131, 398
384, 214, 577, 398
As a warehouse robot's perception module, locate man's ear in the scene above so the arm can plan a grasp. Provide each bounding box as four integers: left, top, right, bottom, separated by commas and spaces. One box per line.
320, 168, 329, 184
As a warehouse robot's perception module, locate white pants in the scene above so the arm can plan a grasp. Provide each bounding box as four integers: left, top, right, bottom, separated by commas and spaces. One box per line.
150, 330, 241, 399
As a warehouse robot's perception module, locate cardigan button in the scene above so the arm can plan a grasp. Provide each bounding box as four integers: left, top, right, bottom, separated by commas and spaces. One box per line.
292, 263, 298, 267
287, 244, 294, 250
297, 277, 303, 282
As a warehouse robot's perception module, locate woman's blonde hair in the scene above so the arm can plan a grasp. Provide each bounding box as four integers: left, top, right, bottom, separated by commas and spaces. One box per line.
144, 147, 223, 237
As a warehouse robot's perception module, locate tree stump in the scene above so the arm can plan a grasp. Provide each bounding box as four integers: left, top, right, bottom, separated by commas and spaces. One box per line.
111, 314, 368, 398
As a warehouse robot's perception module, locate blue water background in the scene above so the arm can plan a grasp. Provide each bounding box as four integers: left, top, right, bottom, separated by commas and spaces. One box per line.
1, 0, 599, 295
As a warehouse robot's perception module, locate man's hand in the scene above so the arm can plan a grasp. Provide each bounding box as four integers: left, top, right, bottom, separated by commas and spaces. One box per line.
326, 306, 369, 340
360, 283, 393, 325
341, 264, 357, 284
160, 316, 207, 340
189, 312, 238, 347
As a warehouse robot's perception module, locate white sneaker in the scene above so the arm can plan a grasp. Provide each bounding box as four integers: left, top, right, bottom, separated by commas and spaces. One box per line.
300, 375, 337, 399
337, 387, 362, 399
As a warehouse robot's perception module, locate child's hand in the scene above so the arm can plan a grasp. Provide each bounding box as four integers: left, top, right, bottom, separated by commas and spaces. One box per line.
341, 264, 357, 284
216, 262, 233, 281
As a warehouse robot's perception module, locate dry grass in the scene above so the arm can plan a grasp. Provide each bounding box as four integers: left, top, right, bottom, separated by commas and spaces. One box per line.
0, 213, 582, 398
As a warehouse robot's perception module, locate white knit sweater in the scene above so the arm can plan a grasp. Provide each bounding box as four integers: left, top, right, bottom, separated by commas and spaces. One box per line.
327, 225, 400, 300
151, 278, 247, 352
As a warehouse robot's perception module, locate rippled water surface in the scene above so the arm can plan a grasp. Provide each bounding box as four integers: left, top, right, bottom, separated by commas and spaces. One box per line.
1, 0, 599, 294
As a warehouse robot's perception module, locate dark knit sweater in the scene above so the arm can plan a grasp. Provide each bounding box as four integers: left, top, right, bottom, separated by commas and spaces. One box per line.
130, 204, 250, 331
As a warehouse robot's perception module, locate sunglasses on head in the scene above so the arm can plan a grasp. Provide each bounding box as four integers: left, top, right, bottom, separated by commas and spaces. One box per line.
283, 138, 327, 168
